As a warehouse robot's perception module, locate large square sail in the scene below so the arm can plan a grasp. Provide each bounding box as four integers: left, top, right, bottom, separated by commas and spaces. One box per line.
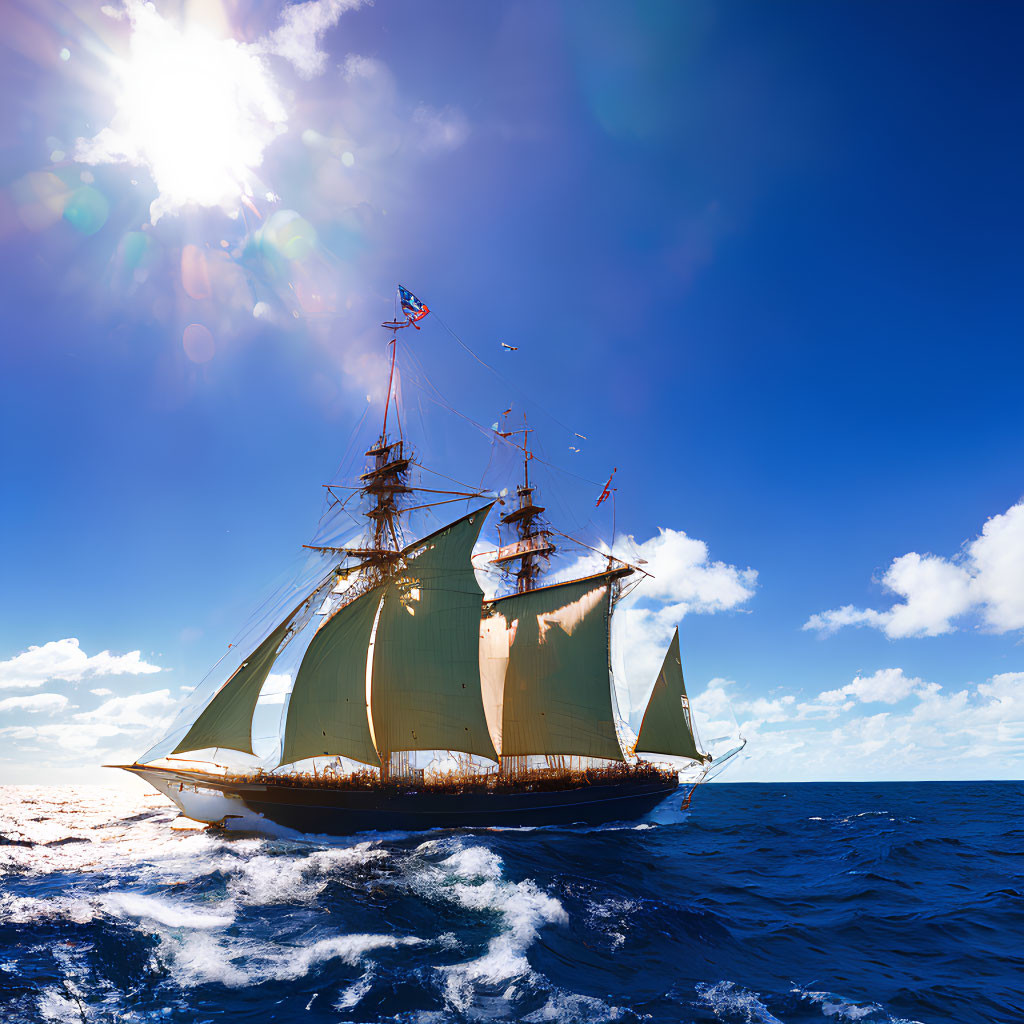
486, 574, 625, 761
370, 506, 498, 761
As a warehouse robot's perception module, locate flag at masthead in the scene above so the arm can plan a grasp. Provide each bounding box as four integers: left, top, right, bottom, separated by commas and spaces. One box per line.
398, 285, 430, 327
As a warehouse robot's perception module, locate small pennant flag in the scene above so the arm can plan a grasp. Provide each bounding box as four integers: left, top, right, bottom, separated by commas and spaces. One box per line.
596, 467, 617, 507
398, 285, 430, 326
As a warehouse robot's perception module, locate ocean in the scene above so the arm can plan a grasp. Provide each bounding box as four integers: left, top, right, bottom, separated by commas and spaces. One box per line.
0, 781, 1020, 1024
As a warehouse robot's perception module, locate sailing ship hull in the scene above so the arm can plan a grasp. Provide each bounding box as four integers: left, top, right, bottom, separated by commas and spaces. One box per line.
124, 765, 679, 835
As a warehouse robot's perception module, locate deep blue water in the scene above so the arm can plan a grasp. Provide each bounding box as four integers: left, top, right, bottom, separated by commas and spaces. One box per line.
0, 781, 1020, 1023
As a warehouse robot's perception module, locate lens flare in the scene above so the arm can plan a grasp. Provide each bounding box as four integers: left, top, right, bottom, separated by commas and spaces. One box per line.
75, 1, 287, 222
182, 323, 215, 363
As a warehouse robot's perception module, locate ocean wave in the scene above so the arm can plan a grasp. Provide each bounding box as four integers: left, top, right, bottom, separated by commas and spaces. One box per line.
102, 891, 235, 929
1, 782, 1020, 1023
696, 981, 785, 1023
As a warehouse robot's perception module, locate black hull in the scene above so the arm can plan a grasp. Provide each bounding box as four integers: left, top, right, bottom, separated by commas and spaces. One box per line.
125, 765, 680, 834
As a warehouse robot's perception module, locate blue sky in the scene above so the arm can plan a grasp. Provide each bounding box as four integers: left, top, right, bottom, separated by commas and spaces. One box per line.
1, 0, 1021, 783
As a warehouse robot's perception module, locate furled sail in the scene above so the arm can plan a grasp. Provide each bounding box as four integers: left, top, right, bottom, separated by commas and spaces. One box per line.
370, 505, 498, 760
485, 573, 625, 761
278, 584, 385, 767
634, 628, 706, 762
172, 604, 305, 756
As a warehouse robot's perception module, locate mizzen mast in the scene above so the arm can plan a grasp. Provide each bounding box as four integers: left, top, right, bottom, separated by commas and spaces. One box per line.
492, 418, 556, 593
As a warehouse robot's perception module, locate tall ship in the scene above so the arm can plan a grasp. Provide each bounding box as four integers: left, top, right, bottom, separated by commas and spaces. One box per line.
115, 288, 737, 834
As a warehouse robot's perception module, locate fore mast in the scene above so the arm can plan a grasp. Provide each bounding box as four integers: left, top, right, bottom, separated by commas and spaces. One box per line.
359, 370, 411, 584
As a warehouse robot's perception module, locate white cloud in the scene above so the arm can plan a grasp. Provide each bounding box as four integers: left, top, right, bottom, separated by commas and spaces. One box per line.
257, 672, 292, 706
620, 528, 755, 703
90, 688, 113, 697
556, 528, 757, 724
0, 688, 178, 770
74, 689, 177, 729
968, 504, 1024, 631
0, 693, 69, 716
0, 639, 161, 691
817, 667, 925, 707
257, 0, 365, 78
805, 499, 1024, 639
691, 668, 1024, 781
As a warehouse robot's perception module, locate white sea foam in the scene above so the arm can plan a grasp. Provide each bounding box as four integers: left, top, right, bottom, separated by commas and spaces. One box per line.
159, 929, 422, 988
0, 892, 97, 925
398, 837, 627, 1021
35, 986, 84, 1023
696, 981, 785, 1024
102, 891, 235, 929
335, 966, 376, 1009
522, 990, 626, 1021
793, 987, 886, 1020
224, 843, 387, 905
430, 842, 567, 1003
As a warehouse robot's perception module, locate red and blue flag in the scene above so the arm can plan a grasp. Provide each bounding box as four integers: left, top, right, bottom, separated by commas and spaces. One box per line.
399, 285, 430, 325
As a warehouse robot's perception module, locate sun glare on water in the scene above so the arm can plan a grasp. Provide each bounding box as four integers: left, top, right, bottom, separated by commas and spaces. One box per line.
76, 2, 288, 221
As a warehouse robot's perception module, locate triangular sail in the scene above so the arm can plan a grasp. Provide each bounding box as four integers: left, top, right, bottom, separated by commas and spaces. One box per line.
279, 585, 385, 767
370, 505, 498, 760
634, 628, 706, 762
485, 573, 625, 761
172, 616, 296, 756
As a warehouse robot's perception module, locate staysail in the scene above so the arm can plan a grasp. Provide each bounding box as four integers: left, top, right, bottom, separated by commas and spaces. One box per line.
278, 584, 385, 767
370, 505, 498, 760
171, 589, 320, 756
484, 572, 626, 761
634, 628, 706, 762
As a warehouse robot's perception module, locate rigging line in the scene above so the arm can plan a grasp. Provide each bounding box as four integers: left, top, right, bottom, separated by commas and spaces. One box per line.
319, 484, 484, 497
328, 398, 372, 488
316, 483, 358, 528
404, 365, 606, 488
432, 311, 591, 445
397, 496, 486, 514
545, 526, 652, 577
430, 313, 577, 438
414, 460, 491, 493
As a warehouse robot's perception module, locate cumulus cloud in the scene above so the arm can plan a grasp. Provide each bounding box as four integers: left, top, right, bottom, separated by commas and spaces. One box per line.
0, 639, 161, 691
804, 499, 1024, 639
0, 688, 179, 771
817, 668, 925, 707
0, 693, 69, 716
555, 528, 756, 723
691, 668, 1024, 781
620, 533, 754, 723
74, 689, 178, 728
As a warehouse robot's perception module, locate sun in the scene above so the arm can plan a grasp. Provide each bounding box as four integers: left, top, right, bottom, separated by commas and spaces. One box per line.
76, 1, 288, 222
